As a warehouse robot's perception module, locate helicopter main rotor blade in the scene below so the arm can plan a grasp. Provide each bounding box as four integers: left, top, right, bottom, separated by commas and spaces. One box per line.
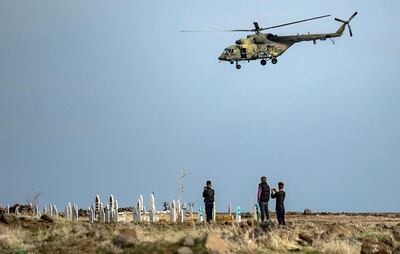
259, 14, 331, 31
334, 18, 346, 23
348, 24, 353, 37
181, 14, 333, 33
181, 29, 254, 32
349, 12, 358, 21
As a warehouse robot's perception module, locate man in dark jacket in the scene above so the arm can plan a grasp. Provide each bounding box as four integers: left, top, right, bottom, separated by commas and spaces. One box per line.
257, 176, 270, 222
271, 182, 286, 225
202, 180, 215, 222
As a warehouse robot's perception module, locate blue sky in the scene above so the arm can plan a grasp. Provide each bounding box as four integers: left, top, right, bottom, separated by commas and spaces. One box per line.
0, 0, 399, 212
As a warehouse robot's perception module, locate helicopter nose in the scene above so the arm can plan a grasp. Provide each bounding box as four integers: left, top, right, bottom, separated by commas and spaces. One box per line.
218, 55, 224, 60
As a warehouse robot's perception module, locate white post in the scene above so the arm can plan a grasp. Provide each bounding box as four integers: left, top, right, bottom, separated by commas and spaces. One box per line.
15, 206, 20, 218
105, 204, 110, 223
179, 209, 184, 223
212, 202, 216, 222
114, 200, 119, 222
88, 207, 94, 223
236, 206, 241, 224
109, 194, 115, 210
53, 205, 58, 218
149, 208, 157, 222
65, 205, 69, 221
99, 207, 105, 223
189, 203, 193, 218
132, 207, 141, 223
172, 200, 176, 210
43, 205, 47, 215
6, 204, 10, 214
98, 202, 103, 222
49, 203, 53, 216
170, 206, 177, 223
95, 195, 101, 220
150, 193, 156, 212
139, 194, 144, 212
228, 203, 232, 215
68, 203, 73, 221
198, 207, 203, 224
177, 200, 181, 213
72, 204, 79, 221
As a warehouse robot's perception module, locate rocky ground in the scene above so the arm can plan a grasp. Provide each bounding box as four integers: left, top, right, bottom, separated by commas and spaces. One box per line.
1, 211, 400, 254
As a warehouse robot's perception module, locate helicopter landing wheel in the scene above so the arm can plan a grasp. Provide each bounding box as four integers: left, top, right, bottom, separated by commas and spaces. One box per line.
236, 64, 241, 70
260, 59, 267, 66
271, 58, 278, 64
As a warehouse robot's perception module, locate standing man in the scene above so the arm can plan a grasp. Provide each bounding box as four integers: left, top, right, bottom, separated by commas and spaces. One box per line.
257, 176, 270, 222
271, 182, 286, 225
202, 180, 215, 223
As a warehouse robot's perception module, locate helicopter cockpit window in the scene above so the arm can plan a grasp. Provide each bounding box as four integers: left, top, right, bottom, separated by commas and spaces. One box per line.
224, 49, 235, 55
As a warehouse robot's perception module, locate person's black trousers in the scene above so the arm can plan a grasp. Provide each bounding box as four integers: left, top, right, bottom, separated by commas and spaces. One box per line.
276, 208, 286, 225
205, 202, 213, 222
259, 202, 269, 221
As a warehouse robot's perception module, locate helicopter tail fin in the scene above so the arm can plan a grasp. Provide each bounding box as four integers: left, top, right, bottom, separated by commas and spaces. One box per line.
334, 12, 358, 37
335, 23, 346, 37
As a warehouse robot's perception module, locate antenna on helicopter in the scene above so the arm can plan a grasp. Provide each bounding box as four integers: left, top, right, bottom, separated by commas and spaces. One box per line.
335, 12, 358, 37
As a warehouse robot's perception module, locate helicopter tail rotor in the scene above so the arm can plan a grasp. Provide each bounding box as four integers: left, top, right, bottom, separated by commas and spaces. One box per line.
335, 12, 358, 37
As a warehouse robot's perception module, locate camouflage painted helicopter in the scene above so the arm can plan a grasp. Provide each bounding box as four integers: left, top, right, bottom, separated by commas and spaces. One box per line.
182, 12, 357, 69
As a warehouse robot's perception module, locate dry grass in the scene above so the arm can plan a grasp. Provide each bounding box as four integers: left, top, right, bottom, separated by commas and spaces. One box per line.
0, 213, 399, 253
0, 224, 32, 251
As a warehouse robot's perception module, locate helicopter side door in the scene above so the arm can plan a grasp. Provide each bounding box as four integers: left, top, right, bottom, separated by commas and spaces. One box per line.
240, 47, 247, 59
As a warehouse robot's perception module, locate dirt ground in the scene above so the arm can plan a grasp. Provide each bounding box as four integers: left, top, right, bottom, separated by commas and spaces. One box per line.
1, 212, 400, 254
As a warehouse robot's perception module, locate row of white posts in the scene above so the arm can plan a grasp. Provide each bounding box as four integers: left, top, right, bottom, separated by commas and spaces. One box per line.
2, 203, 59, 219
2, 197, 243, 224
65, 203, 79, 221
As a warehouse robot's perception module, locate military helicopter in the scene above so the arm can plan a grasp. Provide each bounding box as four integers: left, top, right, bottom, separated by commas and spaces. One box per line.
182, 12, 357, 69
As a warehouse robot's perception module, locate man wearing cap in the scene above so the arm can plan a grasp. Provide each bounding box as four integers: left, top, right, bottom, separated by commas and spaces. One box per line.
202, 180, 215, 223
257, 176, 270, 222
271, 182, 286, 225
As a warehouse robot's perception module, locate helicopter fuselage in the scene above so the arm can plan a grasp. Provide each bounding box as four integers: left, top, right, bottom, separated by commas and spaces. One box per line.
218, 33, 293, 62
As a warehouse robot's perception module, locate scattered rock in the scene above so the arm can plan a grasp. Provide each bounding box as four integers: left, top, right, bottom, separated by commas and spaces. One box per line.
296, 239, 309, 247
380, 236, 394, 249
392, 246, 400, 254
113, 228, 138, 248
0, 213, 18, 224
259, 220, 274, 232
298, 232, 313, 245
393, 226, 400, 242
182, 236, 195, 247
360, 237, 391, 254
303, 209, 312, 215
204, 233, 229, 254
176, 246, 193, 254
320, 231, 330, 240
40, 214, 54, 223
376, 223, 390, 230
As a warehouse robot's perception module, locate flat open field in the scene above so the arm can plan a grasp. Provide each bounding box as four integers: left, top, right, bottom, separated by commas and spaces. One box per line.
1, 211, 400, 254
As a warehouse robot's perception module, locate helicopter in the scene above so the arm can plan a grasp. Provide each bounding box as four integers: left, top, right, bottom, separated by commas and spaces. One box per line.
182, 12, 357, 69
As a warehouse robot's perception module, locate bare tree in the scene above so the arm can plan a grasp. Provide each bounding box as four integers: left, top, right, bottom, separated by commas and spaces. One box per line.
177, 168, 189, 202
24, 190, 43, 206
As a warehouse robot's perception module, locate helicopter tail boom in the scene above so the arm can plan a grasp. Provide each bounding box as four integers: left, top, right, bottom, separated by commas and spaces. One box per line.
273, 12, 358, 43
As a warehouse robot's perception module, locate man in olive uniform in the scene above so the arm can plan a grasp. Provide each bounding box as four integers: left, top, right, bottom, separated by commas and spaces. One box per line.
202, 180, 215, 223
271, 182, 286, 225
257, 176, 270, 222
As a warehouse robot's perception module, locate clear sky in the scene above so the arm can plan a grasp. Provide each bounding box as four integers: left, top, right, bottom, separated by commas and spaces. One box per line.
0, 0, 399, 212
